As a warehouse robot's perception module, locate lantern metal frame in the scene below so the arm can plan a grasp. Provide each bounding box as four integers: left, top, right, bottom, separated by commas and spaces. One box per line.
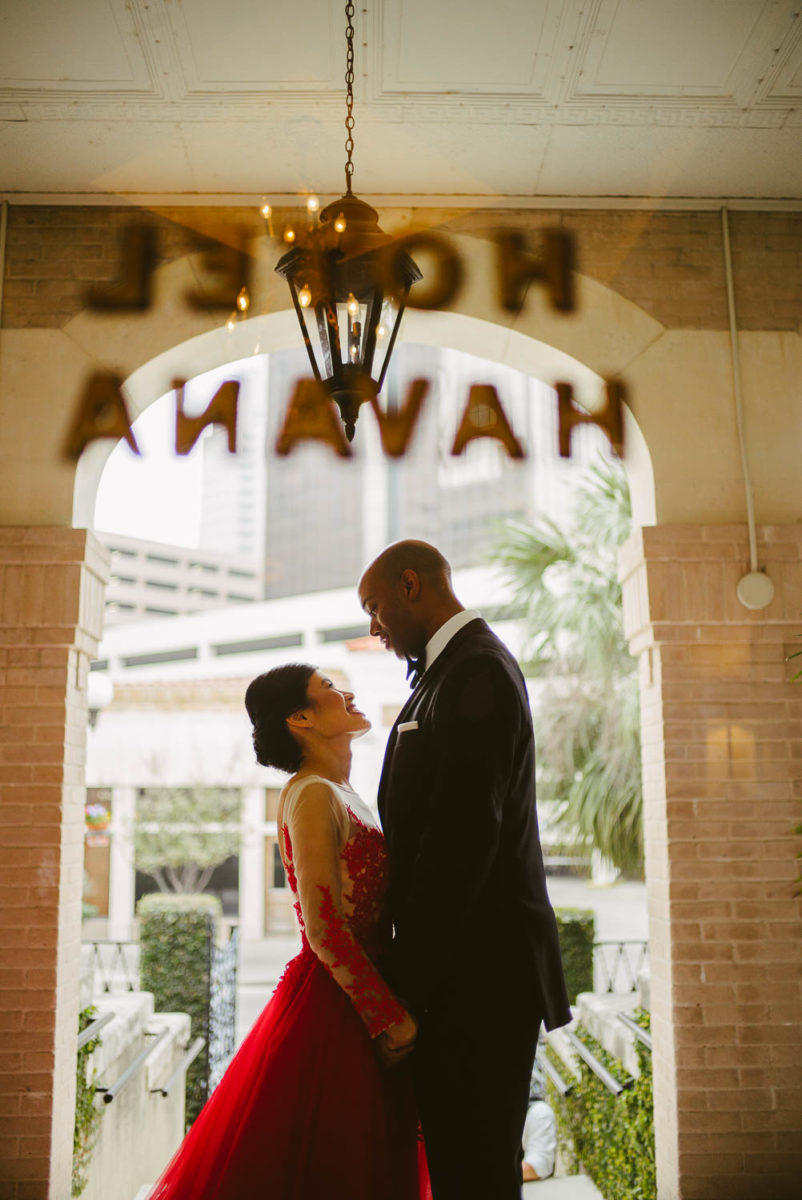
274, 3, 421, 441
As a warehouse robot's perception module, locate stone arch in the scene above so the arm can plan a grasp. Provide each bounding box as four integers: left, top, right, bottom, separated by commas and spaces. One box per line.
72, 230, 658, 529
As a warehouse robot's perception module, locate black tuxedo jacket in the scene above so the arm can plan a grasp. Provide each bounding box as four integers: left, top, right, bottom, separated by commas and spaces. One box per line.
377, 618, 571, 1031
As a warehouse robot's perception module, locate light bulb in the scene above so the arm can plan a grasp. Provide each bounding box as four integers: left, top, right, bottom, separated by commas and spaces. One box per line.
350, 343, 359, 362
347, 293, 360, 318
299, 285, 312, 308
236, 287, 250, 313
306, 195, 320, 214
226, 315, 236, 331
377, 323, 386, 339
260, 204, 271, 218
284, 226, 296, 243
334, 213, 346, 233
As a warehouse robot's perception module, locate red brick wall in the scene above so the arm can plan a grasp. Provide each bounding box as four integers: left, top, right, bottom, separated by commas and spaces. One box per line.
621, 524, 802, 1199
0, 529, 108, 1200
2, 205, 800, 334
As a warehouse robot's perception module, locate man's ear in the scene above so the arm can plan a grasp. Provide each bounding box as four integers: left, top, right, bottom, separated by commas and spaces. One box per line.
400, 568, 421, 601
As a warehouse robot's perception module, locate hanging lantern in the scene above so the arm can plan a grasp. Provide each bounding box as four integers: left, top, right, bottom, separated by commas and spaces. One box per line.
275, 196, 420, 440
274, 2, 421, 442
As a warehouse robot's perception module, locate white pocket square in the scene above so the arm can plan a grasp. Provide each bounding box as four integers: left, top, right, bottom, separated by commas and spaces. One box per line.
397, 721, 419, 732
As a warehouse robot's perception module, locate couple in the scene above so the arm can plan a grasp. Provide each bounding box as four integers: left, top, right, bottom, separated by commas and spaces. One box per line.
150, 541, 571, 1200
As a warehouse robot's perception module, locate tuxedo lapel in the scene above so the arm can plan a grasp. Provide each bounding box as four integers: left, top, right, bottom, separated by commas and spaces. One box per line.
377, 618, 488, 827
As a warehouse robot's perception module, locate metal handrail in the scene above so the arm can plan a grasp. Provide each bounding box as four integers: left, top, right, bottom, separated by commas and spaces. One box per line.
565, 1030, 629, 1096
151, 1037, 206, 1098
95, 1027, 169, 1104
592, 940, 649, 994
84, 939, 139, 994
536, 1047, 573, 1096
77, 1010, 115, 1049
617, 1012, 653, 1051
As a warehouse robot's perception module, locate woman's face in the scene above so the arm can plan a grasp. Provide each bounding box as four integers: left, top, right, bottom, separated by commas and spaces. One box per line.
302, 671, 371, 739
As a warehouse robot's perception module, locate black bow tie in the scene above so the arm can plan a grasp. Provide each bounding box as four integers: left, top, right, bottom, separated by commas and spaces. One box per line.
405, 654, 425, 689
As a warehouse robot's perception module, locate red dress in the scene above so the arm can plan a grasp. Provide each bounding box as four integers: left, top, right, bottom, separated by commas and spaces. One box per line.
149, 777, 431, 1200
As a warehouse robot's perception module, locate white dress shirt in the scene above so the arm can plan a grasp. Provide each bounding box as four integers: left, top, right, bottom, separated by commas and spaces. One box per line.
522, 1100, 557, 1179
422, 608, 481, 675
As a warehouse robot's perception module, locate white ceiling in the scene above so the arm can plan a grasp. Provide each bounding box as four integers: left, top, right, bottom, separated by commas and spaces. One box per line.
0, 0, 800, 202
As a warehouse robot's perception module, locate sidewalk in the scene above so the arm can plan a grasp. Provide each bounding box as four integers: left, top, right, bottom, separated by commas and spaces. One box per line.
236, 931, 302, 1045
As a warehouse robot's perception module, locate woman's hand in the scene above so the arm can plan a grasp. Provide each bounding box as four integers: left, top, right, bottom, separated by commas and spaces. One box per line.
375, 1011, 418, 1068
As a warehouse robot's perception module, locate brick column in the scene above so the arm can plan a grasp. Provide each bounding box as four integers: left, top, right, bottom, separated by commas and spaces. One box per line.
0, 528, 108, 1199
620, 525, 802, 1200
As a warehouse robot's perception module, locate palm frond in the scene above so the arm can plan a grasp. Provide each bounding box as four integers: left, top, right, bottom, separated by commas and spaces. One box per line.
494, 455, 643, 875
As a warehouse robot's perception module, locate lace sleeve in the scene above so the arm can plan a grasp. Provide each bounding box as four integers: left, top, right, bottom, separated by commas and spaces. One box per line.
284, 779, 407, 1038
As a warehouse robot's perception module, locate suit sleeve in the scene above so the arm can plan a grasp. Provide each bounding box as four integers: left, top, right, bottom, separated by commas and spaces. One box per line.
283, 780, 408, 1037
390, 655, 522, 1007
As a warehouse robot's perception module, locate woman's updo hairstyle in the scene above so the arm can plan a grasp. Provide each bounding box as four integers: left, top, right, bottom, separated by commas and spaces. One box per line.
244, 664, 316, 774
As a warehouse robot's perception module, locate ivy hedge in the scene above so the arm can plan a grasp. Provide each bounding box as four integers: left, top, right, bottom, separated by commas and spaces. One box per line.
138, 892, 221, 1126
545, 1011, 655, 1200
554, 907, 595, 1002
73, 1006, 103, 1197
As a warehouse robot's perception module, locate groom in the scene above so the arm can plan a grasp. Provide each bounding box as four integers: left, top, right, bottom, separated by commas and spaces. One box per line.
358, 540, 571, 1200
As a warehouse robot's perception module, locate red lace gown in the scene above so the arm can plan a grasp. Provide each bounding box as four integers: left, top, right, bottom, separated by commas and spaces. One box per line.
149, 776, 431, 1200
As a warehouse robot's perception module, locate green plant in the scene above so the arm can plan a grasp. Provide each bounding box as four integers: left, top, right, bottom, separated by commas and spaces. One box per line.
73, 1007, 103, 1197
545, 1012, 655, 1200
138, 892, 221, 1125
496, 458, 643, 876
135, 786, 240, 893
554, 907, 595, 1002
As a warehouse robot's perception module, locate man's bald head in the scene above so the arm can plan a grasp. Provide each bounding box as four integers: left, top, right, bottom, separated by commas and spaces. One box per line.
358, 540, 463, 661
364, 540, 452, 593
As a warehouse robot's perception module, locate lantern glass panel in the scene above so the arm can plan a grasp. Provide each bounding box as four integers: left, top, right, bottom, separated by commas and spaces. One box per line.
336, 298, 367, 368
372, 296, 399, 388
296, 291, 327, 380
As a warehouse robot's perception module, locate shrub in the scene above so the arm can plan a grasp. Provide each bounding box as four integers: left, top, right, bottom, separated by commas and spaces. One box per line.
546, 1011, 655, 1200
554, 907, 595, 1002
137, 892, 221, 1125
73, 1006, 103, 1197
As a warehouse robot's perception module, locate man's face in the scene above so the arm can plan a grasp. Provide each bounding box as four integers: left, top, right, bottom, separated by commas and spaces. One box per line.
358, 567, 422, 661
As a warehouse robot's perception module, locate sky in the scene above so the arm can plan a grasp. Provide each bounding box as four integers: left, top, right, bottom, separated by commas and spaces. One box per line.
93, 358, 265, 547
94, 393, 204, 547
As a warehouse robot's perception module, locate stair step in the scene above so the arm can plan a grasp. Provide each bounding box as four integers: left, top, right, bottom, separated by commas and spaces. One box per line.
524, 1175, 603, 1198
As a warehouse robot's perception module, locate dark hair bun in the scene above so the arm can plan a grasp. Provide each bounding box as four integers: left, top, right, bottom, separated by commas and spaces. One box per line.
244, 664, 316, 773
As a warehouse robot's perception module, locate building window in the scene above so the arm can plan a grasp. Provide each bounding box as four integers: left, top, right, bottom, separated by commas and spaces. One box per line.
122, 646, 197, 666
213, 633, 303, 657
265, 788, 281, 821
272, 842, 287, 889
146, 553, 179, 566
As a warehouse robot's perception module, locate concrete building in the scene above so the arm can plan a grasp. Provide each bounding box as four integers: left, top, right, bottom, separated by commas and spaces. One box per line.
197, 358, 269, 565
96, 530, 263, 626
1, 6, 801, 1198
261, 342, 599, 597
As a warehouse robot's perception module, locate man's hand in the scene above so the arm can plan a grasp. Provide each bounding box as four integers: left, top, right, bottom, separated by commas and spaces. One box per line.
375, 1012, 418, 1068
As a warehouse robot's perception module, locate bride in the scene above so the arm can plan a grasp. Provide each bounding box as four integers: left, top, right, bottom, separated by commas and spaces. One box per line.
148, 663, 430, 1199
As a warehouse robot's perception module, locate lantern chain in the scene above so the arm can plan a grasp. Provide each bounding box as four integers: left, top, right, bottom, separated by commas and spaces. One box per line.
344, 0, 355, 194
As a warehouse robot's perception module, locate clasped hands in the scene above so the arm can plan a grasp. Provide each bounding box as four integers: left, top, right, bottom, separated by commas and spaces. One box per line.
375, 1011, 418, 1068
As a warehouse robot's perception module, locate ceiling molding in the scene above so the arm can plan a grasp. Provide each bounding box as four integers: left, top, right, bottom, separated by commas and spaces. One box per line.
2, 192, 801, 212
